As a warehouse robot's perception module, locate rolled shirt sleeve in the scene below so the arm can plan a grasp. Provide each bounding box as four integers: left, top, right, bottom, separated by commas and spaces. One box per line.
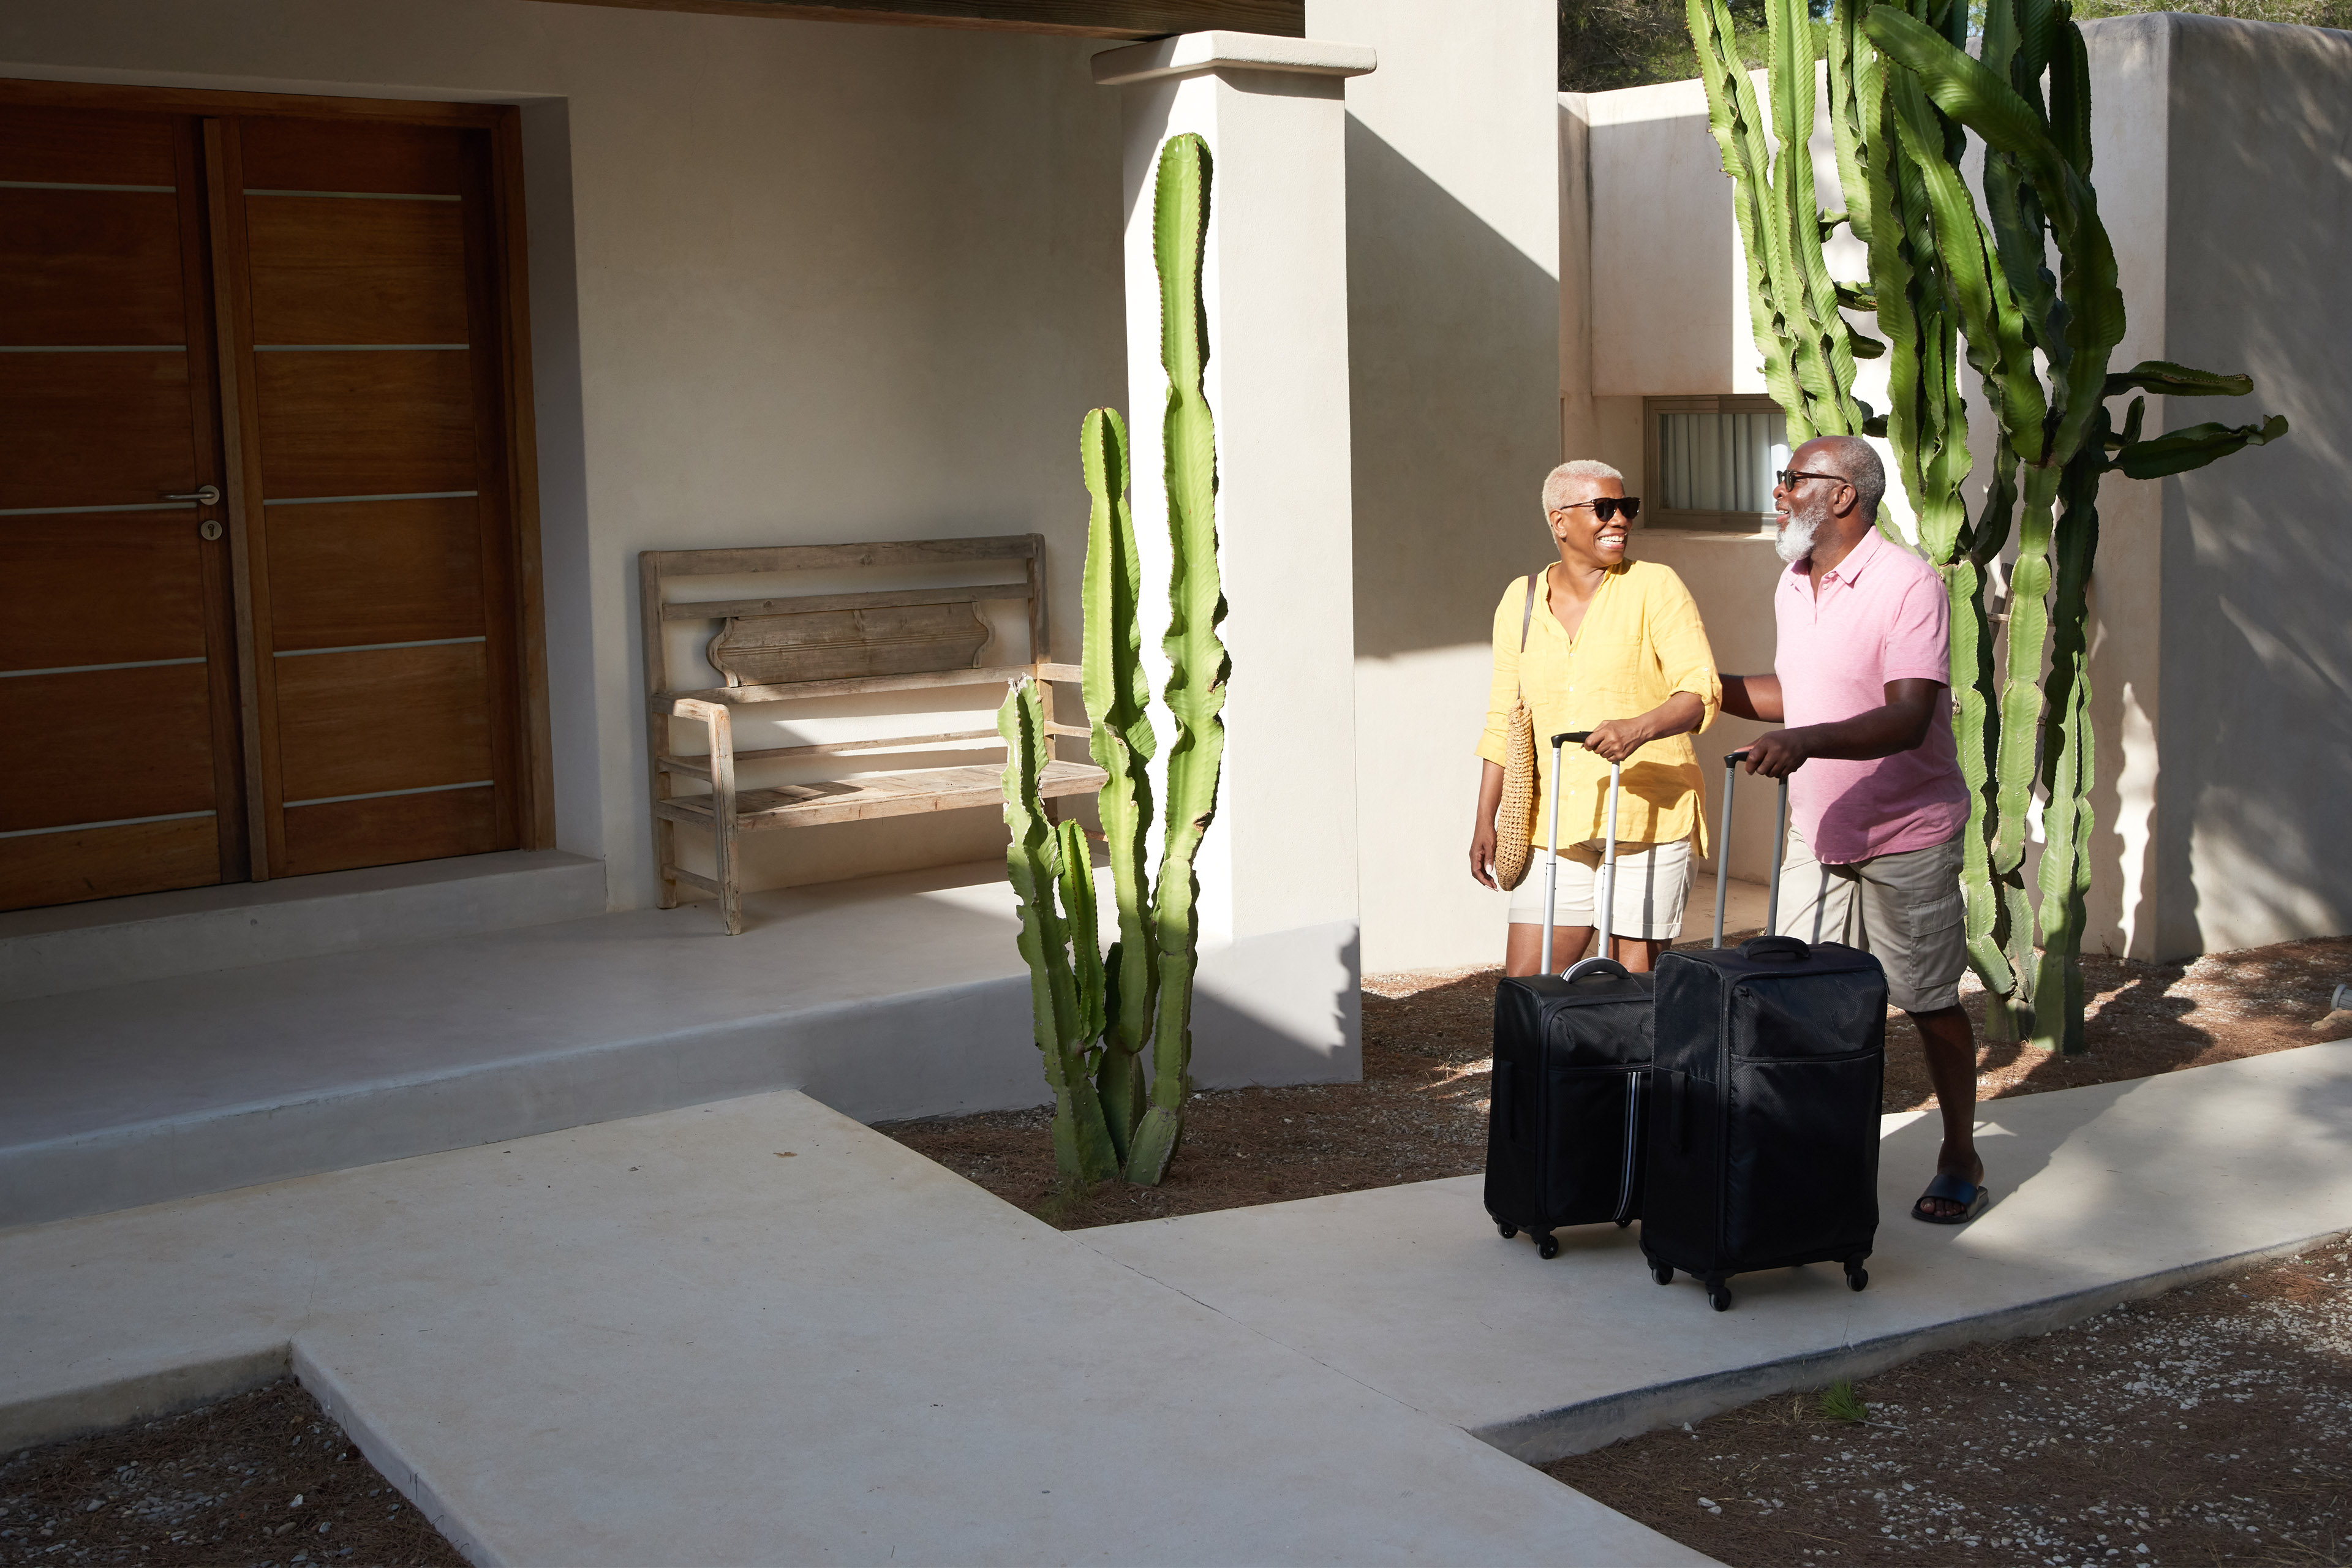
1648, 568, 1724, 734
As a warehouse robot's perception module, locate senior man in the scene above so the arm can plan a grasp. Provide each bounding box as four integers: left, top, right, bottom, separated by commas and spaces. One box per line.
1719, 435, 1988, 1224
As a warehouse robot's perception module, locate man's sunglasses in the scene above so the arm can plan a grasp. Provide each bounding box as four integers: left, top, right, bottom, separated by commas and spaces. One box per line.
1553, 496, 1642, 523
1774, 468, 1849, 491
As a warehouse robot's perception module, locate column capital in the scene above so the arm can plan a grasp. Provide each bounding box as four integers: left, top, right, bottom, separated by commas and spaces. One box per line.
1090, 30, 1375, 88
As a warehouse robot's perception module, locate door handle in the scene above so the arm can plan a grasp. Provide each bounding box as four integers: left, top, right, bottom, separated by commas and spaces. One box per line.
165, 485, 222, 506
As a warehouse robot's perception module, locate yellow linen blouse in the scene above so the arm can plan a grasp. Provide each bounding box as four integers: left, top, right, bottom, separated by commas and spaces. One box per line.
1477, 559, 1722, 851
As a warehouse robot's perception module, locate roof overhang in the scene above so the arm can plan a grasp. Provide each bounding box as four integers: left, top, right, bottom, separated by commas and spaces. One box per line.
526, 0, 1305, 40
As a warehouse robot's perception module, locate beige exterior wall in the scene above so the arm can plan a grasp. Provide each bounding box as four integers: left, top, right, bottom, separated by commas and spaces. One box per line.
1310, 0, 1562, 973
2, 0, 1128, 911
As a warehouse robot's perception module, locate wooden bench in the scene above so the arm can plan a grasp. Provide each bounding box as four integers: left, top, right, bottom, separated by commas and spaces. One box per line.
640, 535, 1105, 933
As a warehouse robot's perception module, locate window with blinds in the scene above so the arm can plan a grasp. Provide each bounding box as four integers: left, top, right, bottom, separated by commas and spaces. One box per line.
1643, 394, 1788, 530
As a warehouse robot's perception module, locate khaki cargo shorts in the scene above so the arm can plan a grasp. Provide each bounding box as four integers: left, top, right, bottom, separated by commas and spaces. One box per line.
1773, 824, 1967, 1014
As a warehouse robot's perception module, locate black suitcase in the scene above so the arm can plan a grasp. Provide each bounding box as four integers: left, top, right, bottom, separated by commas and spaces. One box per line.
1639, 750, 1889, 1311
1485, 731, 1654, 1258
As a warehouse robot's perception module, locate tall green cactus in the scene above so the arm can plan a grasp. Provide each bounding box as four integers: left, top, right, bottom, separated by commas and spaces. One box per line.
1695, 0, 2286, 1053
1688, 0, 1876, 447
999, 132, 1225, 1187
1863, 0, 2284, 1051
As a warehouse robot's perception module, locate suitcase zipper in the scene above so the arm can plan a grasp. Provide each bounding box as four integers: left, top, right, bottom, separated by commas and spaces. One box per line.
1613, 1070, 1644, 1225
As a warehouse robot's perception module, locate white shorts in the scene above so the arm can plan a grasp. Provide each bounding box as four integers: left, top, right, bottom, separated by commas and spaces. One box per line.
1507, 837, 1694, 940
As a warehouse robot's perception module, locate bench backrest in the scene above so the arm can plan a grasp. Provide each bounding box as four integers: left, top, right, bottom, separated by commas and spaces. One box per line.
639, 535, 1046, 699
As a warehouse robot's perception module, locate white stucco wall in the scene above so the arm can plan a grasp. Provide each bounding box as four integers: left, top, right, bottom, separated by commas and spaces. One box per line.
2138, 15, 2352, 957
2, 0, 1128, 911
1308, 0, 1562, 973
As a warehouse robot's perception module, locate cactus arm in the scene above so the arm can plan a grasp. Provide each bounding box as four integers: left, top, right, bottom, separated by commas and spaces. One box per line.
1827, 0, 1877, 252
2112, 414, 2289, 480
1077, 406, 1158, 1159
998, 680, 1120, 1185
1689, 0, 1813, 436
1123, 132, 1228, 1189
1057, 815, 1106, 1050
2030, 437, 2105, 1054
1988, 462, 2060, 875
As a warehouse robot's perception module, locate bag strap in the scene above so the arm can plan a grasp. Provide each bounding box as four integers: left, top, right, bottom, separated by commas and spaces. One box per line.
1518, 566, 1543, 652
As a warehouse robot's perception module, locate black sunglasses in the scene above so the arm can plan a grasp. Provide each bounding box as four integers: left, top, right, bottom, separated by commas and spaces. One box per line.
1553, 496, 1641, 523
1774, 468, 1850, 491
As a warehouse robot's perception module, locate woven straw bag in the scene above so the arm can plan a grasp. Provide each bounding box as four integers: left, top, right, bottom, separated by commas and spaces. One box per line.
1492, 570, 1544, 892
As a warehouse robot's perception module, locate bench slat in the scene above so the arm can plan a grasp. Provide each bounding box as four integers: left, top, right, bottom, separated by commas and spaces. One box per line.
657, 759, 1105, 831
662, 581, 1031, 623
662, 662, 1073, 707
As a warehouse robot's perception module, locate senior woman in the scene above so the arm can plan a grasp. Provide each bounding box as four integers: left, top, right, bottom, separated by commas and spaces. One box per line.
1470, 460, 1722, 975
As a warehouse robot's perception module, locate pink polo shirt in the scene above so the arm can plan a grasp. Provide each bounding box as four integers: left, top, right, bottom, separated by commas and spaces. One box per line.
1775, 529, 1969, 864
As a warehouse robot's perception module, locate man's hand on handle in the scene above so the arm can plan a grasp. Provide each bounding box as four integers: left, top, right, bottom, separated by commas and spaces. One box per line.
1740, 729, 1810, 778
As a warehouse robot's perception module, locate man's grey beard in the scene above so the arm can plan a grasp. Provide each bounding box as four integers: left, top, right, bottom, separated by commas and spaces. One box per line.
1774, 511, 1819, 564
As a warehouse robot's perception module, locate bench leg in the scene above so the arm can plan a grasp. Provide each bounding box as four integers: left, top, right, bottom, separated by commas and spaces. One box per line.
674, 698, 744, 935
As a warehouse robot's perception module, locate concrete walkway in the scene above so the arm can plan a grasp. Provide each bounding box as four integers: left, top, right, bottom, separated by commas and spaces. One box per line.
6, 1044, 2343, 1564
0, 1091, 1706, 1567
1087, 1040, 2352, 1459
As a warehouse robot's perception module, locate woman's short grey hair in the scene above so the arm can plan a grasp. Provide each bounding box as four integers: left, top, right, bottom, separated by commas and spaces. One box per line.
1542, 459, 1624, 513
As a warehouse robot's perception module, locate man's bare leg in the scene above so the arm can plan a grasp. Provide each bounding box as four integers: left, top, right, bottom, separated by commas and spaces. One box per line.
1909, 1003, 1983, 1217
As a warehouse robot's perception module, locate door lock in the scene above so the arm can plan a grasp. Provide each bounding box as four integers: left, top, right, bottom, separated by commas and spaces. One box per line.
198, 519, 224, 541
165, 484, 222, 507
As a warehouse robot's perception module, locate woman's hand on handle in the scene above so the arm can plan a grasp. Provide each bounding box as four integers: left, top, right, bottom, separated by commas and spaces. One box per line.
1582, 691, 1705, 763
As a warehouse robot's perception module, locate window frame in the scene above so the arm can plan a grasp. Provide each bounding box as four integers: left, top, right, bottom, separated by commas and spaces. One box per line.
1642, 393, 1785, 533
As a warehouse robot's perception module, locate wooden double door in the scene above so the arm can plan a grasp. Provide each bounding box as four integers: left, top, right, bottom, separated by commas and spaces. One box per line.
1, 85, 544, 913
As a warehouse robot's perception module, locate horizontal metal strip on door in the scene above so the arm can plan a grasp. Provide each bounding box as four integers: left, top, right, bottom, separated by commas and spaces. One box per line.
284, 780, 494, 810
243, 189, 461, 202
0, 179, 175, 193
0, 809, 214, 841
0, 656, 207, 679
0, 345, 188, 353
252, 344, 469, 352
0, 500, 197, 517
263, 490, 478, 507
273, 635, 486, 658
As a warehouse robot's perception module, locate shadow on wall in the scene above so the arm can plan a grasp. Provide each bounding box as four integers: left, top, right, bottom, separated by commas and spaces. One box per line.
1341, 113, 1564, 663
2150, 15, 2352, 959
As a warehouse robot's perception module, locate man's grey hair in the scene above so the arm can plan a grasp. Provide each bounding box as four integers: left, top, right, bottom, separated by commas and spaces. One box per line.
1817, 435, 1887, 521
1542, 459, 1625, 513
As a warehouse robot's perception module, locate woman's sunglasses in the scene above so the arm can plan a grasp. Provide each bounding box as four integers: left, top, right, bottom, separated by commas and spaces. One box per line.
1554, 496, 1641, 523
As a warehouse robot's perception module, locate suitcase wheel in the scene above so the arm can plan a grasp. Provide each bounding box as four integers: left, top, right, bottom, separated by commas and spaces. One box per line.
1615, 1218, 1632, 1229
1537, 1234, 1561, 1261
1845, 1259, 1869, 1292
1496, 1221, 1518, 1240
1650, 1262, 1673, 1286
1706, 1281, 1733, 1312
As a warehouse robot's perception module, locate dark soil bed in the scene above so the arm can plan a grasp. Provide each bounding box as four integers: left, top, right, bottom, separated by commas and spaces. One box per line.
0, 1379, 466, 1568
878, 934, 2352, 1229
1544, 1232, 2352, 1566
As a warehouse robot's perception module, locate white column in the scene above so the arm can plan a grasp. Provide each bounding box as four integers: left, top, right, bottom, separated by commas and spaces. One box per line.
1093, 32, 1373, 1084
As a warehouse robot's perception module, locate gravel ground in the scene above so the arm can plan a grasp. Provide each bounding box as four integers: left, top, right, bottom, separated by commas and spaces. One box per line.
1545, 1232, 2352, 1566
878, 935, 2352, 1229
0, 1379, 465, 1568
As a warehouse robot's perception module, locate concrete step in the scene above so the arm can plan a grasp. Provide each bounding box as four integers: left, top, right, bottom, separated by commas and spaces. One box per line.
0, 859, 1355, 1230
0, 850, 608, 1003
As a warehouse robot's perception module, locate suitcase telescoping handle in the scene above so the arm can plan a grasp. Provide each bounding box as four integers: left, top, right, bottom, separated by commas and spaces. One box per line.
1542, 731, 1624, 976
1711, 749, 1792, 949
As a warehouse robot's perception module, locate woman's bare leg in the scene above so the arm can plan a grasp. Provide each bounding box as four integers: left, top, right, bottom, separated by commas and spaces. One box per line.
1505, 921, 1593, 976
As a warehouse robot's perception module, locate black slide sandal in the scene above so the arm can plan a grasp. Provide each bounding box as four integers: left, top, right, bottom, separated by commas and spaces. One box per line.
1912, 1170, 1992, 1225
